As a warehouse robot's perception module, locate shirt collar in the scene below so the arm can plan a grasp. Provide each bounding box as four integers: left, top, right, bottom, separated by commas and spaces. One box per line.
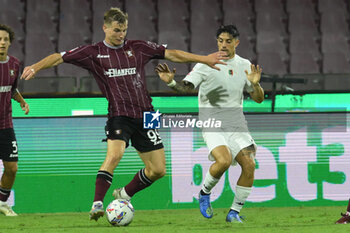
0, 56, 9, 63
103, 40, 125, 49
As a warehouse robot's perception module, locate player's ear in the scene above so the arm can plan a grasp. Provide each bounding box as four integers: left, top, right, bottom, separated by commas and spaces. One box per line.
102, 24, 108, 32
235, 39, 240, 47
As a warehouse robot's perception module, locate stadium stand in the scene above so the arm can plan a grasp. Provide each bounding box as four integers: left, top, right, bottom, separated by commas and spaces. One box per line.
0, 0, 349, 93
190, 0, 222, 55
21, 76, 77, 93
58, 0, 92, 77
0, 0, 25, 61
158, 0, 190, 75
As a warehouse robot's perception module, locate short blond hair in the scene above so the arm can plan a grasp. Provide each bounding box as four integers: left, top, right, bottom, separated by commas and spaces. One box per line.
104, 7, 128, 25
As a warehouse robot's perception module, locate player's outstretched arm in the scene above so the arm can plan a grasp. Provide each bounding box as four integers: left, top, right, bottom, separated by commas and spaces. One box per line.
12, 89, 29, 115
164, 49, 228, 71
20, 53, 63, 80
245, 64, 264, 103
155, 63, 195, 94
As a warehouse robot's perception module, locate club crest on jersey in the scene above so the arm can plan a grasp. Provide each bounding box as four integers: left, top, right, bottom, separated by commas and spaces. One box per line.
228, 69, 233, 76
126, 50, 133, 57
10, 70, 15, 76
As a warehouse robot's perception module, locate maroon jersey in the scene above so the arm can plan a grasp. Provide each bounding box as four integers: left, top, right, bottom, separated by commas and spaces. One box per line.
61, 40, 166, 118
0, 56, 20, 129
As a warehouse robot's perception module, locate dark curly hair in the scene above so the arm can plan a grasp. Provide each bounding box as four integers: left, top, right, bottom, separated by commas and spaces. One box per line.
0, 24, 15, 43
216, 25, 239, 39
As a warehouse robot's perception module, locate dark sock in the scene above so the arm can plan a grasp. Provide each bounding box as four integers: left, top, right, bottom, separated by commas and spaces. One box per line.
347, 198, 350, 212
124, 168, 152, 197
93, 170, 113, 202
0, 187, 11, 202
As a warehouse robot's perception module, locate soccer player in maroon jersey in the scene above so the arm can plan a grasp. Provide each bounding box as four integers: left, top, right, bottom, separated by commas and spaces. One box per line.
21, 7, 228, 221
0, 24, 29, 216
335, 198, 350, 224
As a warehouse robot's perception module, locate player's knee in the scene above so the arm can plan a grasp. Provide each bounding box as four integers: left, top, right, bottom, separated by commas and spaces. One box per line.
4, 165, 17, 176
216, 156, 232, 170
149, 167, 166, 180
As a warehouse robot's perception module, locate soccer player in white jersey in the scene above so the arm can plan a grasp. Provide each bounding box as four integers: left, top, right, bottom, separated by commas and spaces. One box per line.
156, 25, 264, 223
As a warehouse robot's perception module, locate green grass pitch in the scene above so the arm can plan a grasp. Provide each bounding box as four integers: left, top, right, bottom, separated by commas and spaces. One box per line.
0, 206, 349, 233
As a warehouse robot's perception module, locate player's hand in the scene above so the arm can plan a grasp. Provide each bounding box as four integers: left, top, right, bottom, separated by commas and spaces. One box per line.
155, 63, 176, 84
20, 66, 36, 80
245, 64, 262, 85
204, 51, 228, 70
204, 86, 229, 106
21, 102, 30, 115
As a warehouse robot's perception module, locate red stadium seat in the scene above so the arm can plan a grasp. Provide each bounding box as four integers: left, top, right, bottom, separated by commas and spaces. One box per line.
257, 52, 289, 76
323, 53, 350, 74
290, 52, 321, 74
190, 0, 222, 55
125, 0, 157, 42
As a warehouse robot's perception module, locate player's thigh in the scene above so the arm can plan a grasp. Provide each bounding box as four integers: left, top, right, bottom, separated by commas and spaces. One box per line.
203, 131, 232, 162
106, 139, 126, 160
138, 148, 166, 174
210, 145, 232, 165
105, 116, 134, 149
131, 124, 164, 154
0, 128, 18, 163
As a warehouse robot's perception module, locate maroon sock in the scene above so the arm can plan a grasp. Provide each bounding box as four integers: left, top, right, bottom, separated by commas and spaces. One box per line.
0, 187, 11, 202
93, 170, 113, 202
124, 168, 153, 197
347, 198, 350, 212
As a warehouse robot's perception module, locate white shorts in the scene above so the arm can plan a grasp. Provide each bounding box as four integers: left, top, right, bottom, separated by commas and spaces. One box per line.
202, 130, 256, 166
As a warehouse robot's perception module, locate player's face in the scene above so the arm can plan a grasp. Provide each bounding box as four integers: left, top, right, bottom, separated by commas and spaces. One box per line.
217, 33, 239, 59
0, 30, 11, 57
103, 21, 128, 46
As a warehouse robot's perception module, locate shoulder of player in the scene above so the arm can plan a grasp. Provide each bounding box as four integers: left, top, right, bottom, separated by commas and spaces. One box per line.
127, 40, 164, 50
234, 54, 251, 66
192, 63, 214, 74
8, 55, 20, 67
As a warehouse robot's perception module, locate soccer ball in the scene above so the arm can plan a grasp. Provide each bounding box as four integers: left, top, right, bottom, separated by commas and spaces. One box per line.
106, 199, 134, 226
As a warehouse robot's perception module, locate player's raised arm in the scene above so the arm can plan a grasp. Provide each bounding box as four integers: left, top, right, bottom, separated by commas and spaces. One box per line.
245, 64, 264, 103
155, 63, 195, 94
20, 53, 63, 80
164, 49, 228, 71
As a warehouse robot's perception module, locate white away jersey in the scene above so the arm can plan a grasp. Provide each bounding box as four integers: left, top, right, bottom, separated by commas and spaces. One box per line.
183, 54, 253, 129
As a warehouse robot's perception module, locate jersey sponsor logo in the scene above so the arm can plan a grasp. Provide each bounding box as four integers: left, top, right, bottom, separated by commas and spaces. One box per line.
97, 54, 110, 58
104, 67, 136, 77
0, 86, 11, 92
9, 153, 18, 158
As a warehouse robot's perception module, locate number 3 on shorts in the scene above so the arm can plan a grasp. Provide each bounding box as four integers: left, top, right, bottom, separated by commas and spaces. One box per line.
12, 141, 18, 154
